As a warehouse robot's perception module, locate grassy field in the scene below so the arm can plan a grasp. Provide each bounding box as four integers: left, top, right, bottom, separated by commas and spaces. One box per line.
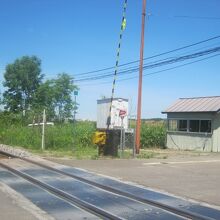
0, 118, 98, 159
0, 114, 167, 159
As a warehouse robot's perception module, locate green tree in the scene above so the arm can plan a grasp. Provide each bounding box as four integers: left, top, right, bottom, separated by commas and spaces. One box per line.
32, 80, 56, 119
53, 73, 77, 120
33, 73, 78, 121
3, 56, 43, 113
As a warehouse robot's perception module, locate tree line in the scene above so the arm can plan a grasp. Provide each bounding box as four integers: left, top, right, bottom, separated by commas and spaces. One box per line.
1, 56, 78, 122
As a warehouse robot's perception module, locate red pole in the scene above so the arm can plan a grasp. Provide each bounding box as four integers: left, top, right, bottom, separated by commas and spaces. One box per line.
136, 0, 147, 154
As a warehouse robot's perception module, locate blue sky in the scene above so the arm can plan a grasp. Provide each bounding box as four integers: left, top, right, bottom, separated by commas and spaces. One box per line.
0, 0, 220, 120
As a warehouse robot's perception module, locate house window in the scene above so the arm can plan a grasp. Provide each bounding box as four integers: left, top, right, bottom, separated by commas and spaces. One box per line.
178, 120, 187, 131
189, 120, 200, 132
168, 119, 178, 131
200, 120, 211, 133
168, 119, 212, 133
189, 120, 212, 133
168, 119, 187, 131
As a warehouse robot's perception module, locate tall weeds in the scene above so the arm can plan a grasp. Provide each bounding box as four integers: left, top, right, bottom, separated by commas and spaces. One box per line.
141, 122, 166, 148
0, 113, 166, 153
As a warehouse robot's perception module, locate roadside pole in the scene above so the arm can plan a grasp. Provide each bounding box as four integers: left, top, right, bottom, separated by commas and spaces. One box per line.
119, 109, 126, 158
135, 0, 147, 154
120, 116, 124, 158
73, 90, 78, 122
41, 109, 46, 150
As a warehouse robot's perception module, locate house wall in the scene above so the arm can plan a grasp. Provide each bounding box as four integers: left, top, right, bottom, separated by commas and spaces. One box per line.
167, 132, 212, 151
167, 112, 215, 120
212, 113, 220, 152
166, 112, 215, 152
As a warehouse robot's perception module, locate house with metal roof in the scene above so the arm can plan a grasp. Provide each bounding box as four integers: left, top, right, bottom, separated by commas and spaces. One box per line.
162, 96, 220, 152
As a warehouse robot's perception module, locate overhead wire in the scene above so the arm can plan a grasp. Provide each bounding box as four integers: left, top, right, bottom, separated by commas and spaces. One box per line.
75, 56, 173, 80
72, 35, 220, 77
173, 15, 220, 21
125, 53, 220, 81
149, 13, 220, 21
74, 46, 220, 82
78, 53, 220, 87
44, 35, 220, 81
73, 41, 220, 82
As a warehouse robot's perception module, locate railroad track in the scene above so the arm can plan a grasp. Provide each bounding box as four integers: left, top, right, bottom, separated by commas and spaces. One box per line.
0, 150, 217, 220
0, 160, 121, 220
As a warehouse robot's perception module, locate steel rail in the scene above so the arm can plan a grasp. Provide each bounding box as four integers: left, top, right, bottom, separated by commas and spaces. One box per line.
0, 150, 215, 220
0, 161, 123, 220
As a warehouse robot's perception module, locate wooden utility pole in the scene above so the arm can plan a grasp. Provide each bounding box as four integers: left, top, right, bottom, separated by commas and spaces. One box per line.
135, 0, 147, 154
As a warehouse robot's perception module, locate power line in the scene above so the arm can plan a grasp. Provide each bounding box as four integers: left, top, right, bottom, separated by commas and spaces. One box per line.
44, 35, 220, 80
127, 53, 220, 81
44, 42, 220, 80
72, 35, 220, 77
74, 46, 220, 82
78, 53, 220, 87
150, 14, 220, 21
174, 15, 220, 21
73, 41, 220, 81
74, 56, 173, 80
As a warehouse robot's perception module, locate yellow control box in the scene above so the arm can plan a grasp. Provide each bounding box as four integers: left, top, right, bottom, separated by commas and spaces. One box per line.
93, 131, 106, 145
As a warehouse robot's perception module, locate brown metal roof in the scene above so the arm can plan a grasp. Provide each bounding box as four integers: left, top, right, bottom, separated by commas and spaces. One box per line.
162, 96, 220, 113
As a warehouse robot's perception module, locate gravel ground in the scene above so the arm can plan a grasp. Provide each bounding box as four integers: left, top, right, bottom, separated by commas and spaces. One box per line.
0, 144, 31, 158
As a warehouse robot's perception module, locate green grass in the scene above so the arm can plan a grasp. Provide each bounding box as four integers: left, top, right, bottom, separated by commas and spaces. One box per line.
136, 151, 156, 159
0, 120, 98, 158
0, 113, 167, 158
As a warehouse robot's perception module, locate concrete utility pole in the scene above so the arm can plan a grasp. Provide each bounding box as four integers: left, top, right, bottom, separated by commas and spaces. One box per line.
136, 0, 147, 154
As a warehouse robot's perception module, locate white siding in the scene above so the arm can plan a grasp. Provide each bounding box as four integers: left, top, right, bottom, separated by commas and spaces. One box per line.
167, 112, 215, 120
167, 132, 212, 151
213, 113, 220, 152
97, 98, 128, 129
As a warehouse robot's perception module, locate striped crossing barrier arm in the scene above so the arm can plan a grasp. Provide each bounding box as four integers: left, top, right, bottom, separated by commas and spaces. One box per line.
107, 0, 128, 129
